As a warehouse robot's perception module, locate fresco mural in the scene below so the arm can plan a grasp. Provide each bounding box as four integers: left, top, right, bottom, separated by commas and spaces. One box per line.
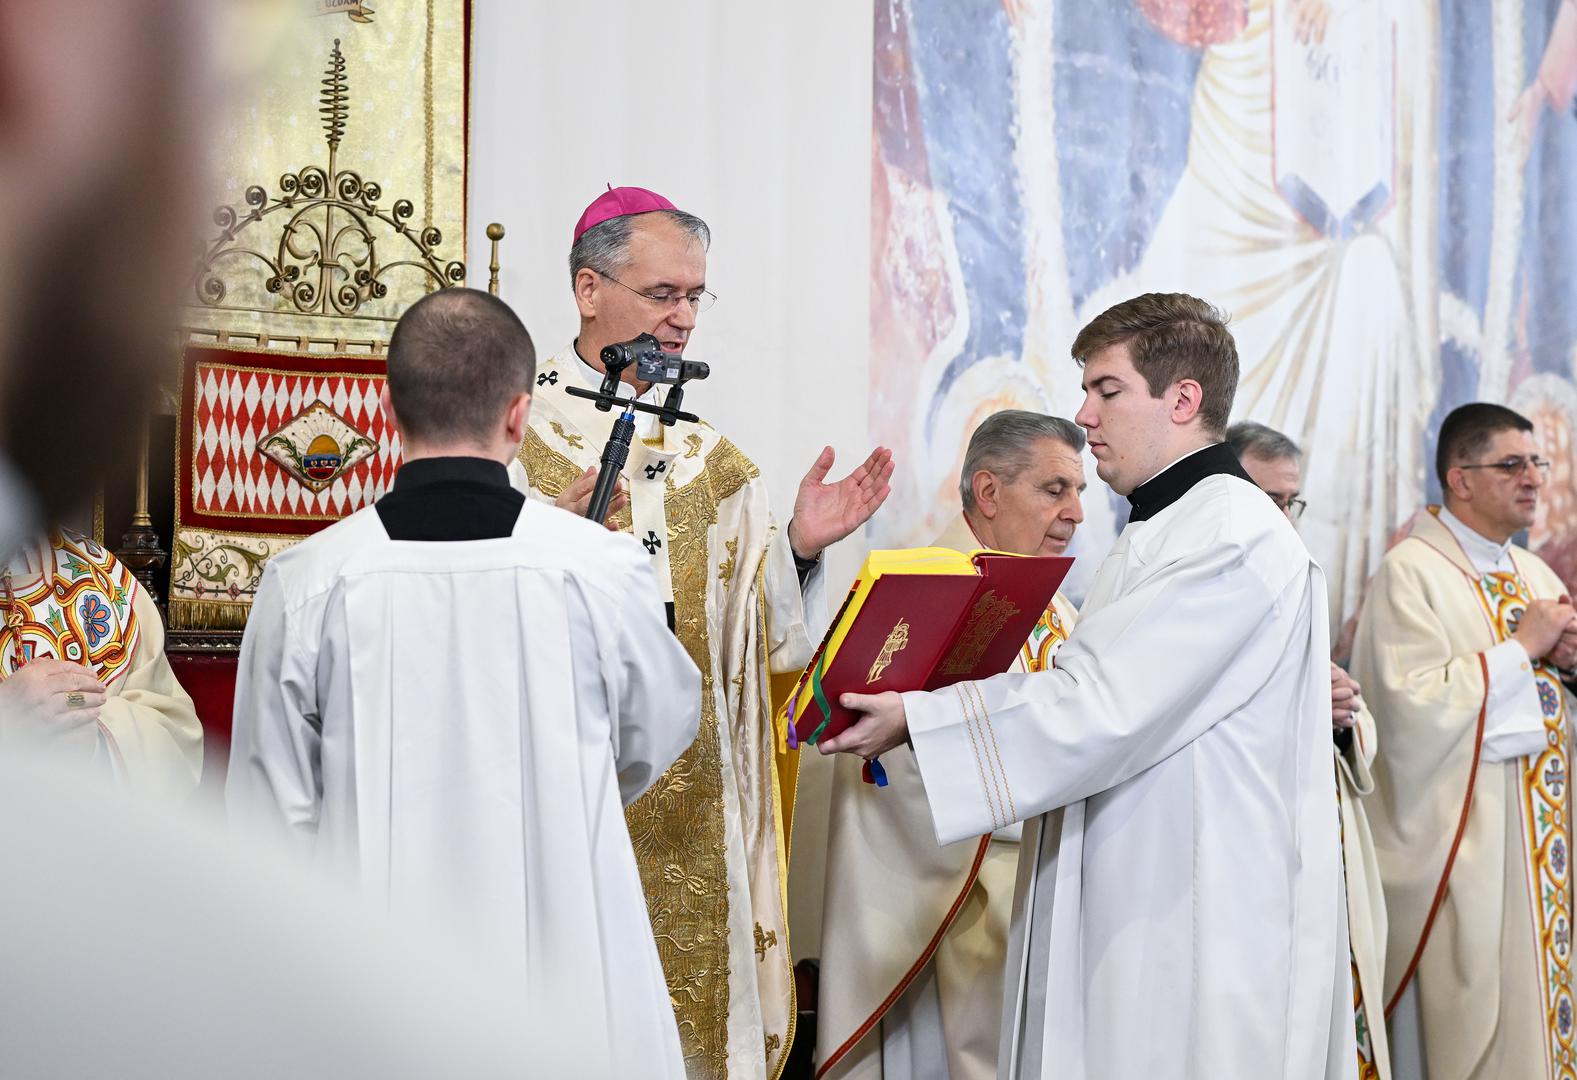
870, 0, 1577, 627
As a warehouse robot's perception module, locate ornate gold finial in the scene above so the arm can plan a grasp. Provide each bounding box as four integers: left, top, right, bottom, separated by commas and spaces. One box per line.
321, 39, 350, 153
487, 222, 505, 295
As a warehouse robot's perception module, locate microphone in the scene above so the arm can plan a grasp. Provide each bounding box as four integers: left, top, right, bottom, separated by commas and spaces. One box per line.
635, 352, 710, 385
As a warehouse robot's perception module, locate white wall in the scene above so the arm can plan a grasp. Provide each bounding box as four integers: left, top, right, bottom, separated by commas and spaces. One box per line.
468, 0, 877, 958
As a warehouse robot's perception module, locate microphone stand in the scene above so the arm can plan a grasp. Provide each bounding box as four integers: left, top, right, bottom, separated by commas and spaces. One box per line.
564, 381, 701, 524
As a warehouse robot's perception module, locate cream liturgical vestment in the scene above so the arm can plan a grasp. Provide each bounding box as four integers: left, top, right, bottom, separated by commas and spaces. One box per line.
1339, 700, 1392, 1080
902, 445, 1354, 1079
817, 514, 1076, 1080
514, 345, 814, 1080
1, 533, 202, 791
226, 486, 701, 1079
1352, 506, 1577, 1080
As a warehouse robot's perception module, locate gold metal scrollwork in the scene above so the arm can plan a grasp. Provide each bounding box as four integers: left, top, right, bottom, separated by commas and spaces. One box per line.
194, 38, 464, 321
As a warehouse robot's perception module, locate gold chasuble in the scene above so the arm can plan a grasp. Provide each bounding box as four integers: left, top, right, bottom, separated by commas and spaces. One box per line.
515, 345, 812, 1079
1354, 507, 1575, 1080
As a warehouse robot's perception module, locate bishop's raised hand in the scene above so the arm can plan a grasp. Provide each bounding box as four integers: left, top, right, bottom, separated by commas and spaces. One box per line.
787, 445, 895, 561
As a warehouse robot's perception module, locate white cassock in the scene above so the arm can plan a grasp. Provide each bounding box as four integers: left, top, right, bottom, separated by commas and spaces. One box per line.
902, 460, 1354, 1079
226, 498, 701, 1078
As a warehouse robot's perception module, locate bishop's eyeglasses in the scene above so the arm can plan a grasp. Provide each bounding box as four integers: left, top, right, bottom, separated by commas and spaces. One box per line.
598, 271, 717, 314
1459, 455, 1553, 479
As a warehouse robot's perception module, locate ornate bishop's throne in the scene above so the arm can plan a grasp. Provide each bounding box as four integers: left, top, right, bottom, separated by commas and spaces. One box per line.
110, 40, 504, 787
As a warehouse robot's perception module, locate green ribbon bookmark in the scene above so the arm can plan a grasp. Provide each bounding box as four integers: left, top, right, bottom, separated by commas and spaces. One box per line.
804, 648, 834, 745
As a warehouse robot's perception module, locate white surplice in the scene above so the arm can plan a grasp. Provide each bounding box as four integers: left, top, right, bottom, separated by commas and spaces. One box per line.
226, 498, 700, 1079
903, 472, 1354, 1079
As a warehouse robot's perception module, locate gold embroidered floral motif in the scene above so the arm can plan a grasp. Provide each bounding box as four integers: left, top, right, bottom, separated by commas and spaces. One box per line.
764, 1033, 781, 1059
718, 538, 738, 585
549, 420, 584, 450
684, 432, 704, 459
754, 922, 778, 962
521, 420, 767, 1080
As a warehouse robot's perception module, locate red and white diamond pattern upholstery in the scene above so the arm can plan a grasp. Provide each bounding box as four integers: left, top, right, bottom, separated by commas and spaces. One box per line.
190, 365, 403, 520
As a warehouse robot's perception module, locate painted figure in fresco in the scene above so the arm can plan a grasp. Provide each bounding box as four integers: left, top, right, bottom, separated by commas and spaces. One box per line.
1124, 0, 1439, 632
870, 0, 1577, 618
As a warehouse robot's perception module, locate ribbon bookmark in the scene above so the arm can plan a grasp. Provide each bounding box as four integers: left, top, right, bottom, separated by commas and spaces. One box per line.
862, 757, 889, 787
784, 693, 800, 751
804, 649, 835, 746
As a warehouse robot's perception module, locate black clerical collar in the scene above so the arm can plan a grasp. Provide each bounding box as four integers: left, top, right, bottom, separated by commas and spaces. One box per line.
392, 456, 510, 492
1125, 442, 1254, 523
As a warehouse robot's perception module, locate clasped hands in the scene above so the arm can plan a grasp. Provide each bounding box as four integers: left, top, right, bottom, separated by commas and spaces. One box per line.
1514, 597, 1577, 672
0, 659, 107, 749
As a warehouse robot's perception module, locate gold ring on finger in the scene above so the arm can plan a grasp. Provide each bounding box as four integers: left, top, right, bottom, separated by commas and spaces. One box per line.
65, 691, 86, 708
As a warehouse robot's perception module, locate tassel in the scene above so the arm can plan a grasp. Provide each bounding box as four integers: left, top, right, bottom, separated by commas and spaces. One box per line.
862, 757, 889, 787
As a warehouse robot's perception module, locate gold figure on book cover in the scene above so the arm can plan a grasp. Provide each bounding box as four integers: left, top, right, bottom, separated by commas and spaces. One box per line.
867, 617, 912, 683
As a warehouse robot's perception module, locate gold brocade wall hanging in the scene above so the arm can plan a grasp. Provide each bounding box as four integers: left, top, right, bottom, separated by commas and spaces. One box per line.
190, 3, 469, 348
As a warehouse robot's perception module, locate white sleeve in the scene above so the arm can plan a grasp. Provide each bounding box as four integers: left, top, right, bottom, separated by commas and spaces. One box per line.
604, 550, 701, 806
224, 566, 322, 843
1479, 639, 1551, 763
764, 519, 814, 675
906, 535, 1301, 845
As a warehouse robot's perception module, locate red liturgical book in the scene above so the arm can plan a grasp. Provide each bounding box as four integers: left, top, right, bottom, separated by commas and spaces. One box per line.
779, 547, 1074, 748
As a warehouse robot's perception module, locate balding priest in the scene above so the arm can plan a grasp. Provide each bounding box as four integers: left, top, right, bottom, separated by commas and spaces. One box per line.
818, 409, 1084, 1080
227, 288, 701, 1078
513, 185, 894, 1079
822, 293, 1354, 1079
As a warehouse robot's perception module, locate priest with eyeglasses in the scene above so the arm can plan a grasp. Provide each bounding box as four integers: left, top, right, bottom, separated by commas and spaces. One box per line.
1352, 402, 1577, 1080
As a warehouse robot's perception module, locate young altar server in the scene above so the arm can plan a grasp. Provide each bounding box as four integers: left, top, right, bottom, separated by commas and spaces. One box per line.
1352, 403, 1577, 1080
823, 293, 1354, 1079
226, 288, 700, 1079
817, 409, 1084, 1080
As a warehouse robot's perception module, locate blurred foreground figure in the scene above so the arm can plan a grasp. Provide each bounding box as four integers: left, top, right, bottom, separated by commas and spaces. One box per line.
227, 289, 700, 1078
0, 0, 206, 557
0, 752, 541, 1079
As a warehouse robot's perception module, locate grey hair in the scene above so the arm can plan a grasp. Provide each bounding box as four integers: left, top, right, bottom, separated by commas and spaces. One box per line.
959, 410, 1087, 511
1225, 420, 1302, 463
568, 210, 712, 284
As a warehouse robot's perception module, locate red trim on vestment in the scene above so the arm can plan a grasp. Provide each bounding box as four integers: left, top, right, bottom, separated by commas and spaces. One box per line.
1383, 652, 1489, 1017
815, 835, 992, 1078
